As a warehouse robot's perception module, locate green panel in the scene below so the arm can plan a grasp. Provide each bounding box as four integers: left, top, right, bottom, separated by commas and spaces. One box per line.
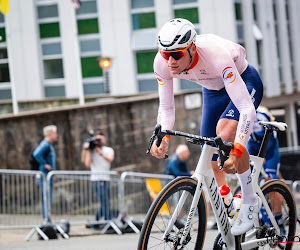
174, 8, 199, 24
77, 18, 99, 35
81, 57, 102, 78
132, 12, 156, 30
0, 27, 6, 42
39, 22, 60, 38
136, 51, 157, 74
235, 3, 242, 20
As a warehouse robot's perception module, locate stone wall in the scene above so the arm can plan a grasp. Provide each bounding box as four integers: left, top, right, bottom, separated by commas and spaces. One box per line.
0, 91, 202, 174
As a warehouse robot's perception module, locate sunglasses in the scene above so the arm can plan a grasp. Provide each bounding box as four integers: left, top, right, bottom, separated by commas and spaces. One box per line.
160, 43, 192, 61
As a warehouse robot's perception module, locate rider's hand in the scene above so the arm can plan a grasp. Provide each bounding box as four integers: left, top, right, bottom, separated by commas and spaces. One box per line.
220, 153, 238, 174
150, 137, 169, 159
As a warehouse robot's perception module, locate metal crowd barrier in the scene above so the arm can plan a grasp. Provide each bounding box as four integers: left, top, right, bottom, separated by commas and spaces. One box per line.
0, 169, 53, 240
118, 171, 174, 233
292, 181, 300, 215
46, 170, 121, 234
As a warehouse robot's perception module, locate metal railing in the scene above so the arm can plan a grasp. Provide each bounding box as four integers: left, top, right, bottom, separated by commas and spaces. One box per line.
1, 169, 299, 240
0, 170, 47, 229
46, 170, 121, 234
118, 171, 174, 233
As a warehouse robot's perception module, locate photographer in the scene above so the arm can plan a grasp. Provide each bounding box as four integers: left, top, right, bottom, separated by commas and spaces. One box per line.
83, 132, 114, 222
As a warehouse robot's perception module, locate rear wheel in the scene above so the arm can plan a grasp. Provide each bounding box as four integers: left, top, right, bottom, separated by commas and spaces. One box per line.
138, 177, 207, 249
243, 180, 296, 250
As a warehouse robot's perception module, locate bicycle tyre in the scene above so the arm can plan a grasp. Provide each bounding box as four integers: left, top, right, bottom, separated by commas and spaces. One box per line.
243, 179, 296, 250
138, 177, 207, 250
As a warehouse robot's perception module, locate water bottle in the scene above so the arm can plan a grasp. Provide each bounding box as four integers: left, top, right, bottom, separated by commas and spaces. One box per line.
219, 185, 235, 219
232, 193, 242, 220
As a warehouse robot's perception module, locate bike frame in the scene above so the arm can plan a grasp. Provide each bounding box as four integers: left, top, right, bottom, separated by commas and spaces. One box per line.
162, 143, 281, 249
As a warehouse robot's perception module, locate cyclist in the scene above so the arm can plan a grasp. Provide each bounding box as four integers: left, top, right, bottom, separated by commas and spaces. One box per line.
150, 18, 263, 235
247, 106, 285, 235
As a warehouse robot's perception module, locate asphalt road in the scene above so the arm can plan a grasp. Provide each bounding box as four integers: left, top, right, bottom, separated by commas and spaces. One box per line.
1, 223, 299, 250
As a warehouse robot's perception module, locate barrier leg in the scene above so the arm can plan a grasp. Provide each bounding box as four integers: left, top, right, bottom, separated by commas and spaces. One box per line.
25, 226, 49, 241
55, 224, 69, 239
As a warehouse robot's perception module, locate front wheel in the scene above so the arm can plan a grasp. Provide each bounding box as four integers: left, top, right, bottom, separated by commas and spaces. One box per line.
137, 177, 207, 250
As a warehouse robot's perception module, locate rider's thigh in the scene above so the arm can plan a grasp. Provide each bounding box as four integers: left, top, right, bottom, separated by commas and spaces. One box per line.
216, 118, 238, 142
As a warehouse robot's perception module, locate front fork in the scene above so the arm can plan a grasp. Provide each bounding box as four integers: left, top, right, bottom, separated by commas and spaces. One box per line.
162, 174, 204, 245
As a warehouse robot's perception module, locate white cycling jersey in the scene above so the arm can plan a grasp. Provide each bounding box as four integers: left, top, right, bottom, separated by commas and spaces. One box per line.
154, 34, 256, 150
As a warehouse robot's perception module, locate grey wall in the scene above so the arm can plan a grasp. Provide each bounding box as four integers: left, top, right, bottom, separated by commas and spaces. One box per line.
0, 91, 202, 174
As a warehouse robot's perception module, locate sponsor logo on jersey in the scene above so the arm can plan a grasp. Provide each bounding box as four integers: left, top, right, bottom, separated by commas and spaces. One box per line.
155, 72, 166, 85
222, 66, 237, 84
226, 109, 235, 117
239, 133, 246, 141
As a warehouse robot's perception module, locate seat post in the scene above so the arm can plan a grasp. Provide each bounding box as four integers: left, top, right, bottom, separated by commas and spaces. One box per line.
258, 127, 273, 158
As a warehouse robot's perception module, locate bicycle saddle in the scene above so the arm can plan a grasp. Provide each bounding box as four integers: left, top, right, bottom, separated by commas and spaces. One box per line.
258, 121, 287, 131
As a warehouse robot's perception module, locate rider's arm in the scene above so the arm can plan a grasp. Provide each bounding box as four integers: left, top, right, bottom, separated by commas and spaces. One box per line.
154, 53, 175, 131
221, 61, 256, 158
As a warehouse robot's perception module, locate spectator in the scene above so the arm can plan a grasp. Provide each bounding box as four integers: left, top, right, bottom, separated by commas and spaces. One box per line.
83, 132, 114, 222
33, 125, 58, 220
166, 144, 194, 177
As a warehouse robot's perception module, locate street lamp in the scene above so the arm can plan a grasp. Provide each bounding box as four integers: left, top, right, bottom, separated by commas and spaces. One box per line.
99, 57, 112, 94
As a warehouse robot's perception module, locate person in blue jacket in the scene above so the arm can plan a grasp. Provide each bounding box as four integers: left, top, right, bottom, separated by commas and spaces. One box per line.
166, 144, 194, 177
247, 106, 285, 236
33, 125, 58, 220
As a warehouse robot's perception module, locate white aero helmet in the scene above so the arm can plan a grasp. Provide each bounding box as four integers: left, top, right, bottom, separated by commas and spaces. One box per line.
157, 18, 197, 51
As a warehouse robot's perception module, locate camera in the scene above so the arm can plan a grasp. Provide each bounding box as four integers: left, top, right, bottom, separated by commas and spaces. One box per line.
84, 137, 101, 150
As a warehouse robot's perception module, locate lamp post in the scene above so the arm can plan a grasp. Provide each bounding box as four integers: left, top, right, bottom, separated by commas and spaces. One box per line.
99, 58, 112, 94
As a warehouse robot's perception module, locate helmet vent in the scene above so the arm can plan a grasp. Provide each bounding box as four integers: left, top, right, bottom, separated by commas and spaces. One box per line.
159, 35, 181, 47
178, 30, 191, 44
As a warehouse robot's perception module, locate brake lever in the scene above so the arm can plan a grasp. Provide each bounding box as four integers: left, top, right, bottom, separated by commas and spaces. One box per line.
214, 137, 233, 170
146, 124, 169, 159
146, 124, 161, 154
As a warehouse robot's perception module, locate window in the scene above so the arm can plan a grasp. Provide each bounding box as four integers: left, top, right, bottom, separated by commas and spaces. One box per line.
138, 79, 157, 92
0, 27, 6, 43
136, 51, 157, 74
132, 12, 156, 30
39, 22, 60, 38
42, 43, 62, 56
0, 89, 11, 99
0, 63, 10, 82
76, 0, 98, 15
43, 59, 64, 79
45, 86, 65, 98
37, 5, 58, 19
131, 0, 155, 30
173, 0, 197, 4
235, 3, 242, 20
81, 57, 102, 78
79, 39, 100, 53
76, 1, 103, 95
77, 18, 99, 35
131, 0, 154, 9
37, 2, 65, 97
0, 11, 10, 98
174, 8, 199, 23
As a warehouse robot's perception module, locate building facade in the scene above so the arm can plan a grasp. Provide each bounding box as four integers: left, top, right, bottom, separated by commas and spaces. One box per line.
0, 0, 299, 146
